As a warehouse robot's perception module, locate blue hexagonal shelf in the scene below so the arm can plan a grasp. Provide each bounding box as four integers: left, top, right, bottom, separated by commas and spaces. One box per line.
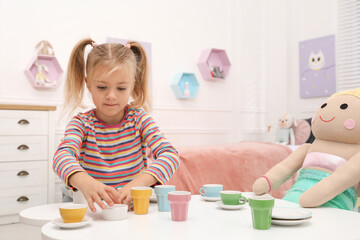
170, 72, 199, 99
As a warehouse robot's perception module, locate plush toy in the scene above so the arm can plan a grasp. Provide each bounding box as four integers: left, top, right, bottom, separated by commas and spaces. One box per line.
274, 113, 297, 146
253, 88, 360, 210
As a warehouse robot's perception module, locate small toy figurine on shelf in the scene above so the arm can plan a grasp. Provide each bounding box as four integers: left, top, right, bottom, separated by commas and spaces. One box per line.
34, 58, 50, 87
35, 40, 55, 56
183, 81, 191, 97
208, 62, 215, 78
213, 66, 224, 78
208, 62, 224, 79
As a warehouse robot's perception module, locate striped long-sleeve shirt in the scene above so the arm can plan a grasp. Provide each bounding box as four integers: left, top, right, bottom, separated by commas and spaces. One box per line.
53, 106, 180, 189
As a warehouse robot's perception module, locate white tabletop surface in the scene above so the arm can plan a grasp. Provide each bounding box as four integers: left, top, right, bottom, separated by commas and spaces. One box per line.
19, 202, 73, 227
33, 194, 360, 240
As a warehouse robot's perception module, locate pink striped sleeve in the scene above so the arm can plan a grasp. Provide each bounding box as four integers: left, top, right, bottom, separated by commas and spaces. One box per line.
53, 116, 87, 187
138, 111, 180, 184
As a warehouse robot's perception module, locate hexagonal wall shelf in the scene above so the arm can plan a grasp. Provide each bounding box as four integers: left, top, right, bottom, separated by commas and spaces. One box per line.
24, 55, 63, 89
170, 72, 199, 99
197, 48, 231, 81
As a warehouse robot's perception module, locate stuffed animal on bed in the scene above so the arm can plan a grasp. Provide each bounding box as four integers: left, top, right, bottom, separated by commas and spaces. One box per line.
274, 113, 297, 146
253, 88, 360, 210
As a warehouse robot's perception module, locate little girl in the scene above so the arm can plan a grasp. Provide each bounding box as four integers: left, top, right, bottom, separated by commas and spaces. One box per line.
53, 38, 180, 212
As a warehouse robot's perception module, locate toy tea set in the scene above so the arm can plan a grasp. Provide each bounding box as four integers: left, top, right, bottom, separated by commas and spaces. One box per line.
52, 186, 192, 229
199, 183, 311, 230
53, 183, 312, 231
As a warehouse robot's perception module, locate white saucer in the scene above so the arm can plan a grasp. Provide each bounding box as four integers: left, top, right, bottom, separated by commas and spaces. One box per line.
51, 216, 92, 229
272, 207, 312, 220
216, 201, 244, 210
201, 196, 221, 202
272, 216, 312, 226
242, 192, 272, 201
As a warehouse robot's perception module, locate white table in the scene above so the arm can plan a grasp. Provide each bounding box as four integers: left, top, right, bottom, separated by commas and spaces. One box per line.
20, 202, 73, 227
35, 195, 360, 240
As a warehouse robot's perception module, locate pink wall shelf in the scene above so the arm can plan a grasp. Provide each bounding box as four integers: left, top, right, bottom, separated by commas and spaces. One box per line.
197, 48, 231, 81
24, 55, 63, 89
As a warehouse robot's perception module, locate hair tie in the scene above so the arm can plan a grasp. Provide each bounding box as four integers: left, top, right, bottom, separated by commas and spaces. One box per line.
91, 41, 97, 48
261, 175, 272, 192
125, 43, 131, 49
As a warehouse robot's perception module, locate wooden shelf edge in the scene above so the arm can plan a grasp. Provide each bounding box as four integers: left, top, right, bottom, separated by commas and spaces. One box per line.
0, 104, 57, 111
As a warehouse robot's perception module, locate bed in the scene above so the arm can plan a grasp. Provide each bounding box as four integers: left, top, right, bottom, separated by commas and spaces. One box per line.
161, 119, 312, 199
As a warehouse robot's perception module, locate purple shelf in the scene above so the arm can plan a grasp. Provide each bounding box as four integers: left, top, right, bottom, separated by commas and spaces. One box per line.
24, 55, 63, 89
197, 48, 231, 81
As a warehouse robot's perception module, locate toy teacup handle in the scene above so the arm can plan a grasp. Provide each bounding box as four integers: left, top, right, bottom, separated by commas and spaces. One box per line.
200, 187, 206, 196
238, 196, 247, 205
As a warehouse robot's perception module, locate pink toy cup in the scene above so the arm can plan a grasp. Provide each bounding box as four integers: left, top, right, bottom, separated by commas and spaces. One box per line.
168, 191, 191, 222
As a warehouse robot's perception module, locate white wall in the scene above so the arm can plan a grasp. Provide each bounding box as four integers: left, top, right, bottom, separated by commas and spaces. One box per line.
0, 0, 337, 147
286, 0, 338, 119
0, 0, 235, 147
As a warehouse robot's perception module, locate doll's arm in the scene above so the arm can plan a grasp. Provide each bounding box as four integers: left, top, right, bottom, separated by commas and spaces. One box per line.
252, 144, 310, 194
299, 151, 360, 208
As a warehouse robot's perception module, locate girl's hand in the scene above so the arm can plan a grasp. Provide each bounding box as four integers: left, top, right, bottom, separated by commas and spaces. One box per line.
117, 173, 158, 206
69, 172, 121, 213
117, 185, 133, 206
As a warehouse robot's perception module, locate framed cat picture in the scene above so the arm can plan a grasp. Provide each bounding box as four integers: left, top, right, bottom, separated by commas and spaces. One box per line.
299, 35, 336, 98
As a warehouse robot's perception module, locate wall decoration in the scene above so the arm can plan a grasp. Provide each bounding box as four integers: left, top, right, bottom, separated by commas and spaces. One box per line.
170, 72, 199, 99
197, 48, 231, 81
107, 37, 152, 85
299, 35, 336, 98
24, 40, 63, 89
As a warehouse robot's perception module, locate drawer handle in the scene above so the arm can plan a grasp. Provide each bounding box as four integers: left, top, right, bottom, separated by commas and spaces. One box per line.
17, 196, 29, 202
17, 145, 29, 150
17, 171, 29, 176
17, 119, 30, 125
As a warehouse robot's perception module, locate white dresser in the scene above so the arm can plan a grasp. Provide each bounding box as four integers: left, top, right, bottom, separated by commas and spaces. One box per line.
0, 105, 56, 225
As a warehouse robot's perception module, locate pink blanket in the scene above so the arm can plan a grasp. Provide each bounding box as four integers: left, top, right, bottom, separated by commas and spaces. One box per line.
165, 141, 295, 199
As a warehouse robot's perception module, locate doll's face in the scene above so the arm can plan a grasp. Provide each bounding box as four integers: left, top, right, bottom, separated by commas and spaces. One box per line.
312, 95, 360, 144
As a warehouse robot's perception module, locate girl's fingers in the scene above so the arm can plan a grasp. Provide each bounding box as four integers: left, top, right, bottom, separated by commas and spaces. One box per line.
129, 203, 134, 211
99, 191, 114, 207
92, 194, 106, 210
124, 195, 132, 205
86, 197, 96, 213
117, 193, 126, 204
106, 187, 122, 203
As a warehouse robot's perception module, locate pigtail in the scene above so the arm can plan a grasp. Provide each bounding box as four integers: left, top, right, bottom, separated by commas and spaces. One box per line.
63, 38, 94, 117
128, 41, 152, 112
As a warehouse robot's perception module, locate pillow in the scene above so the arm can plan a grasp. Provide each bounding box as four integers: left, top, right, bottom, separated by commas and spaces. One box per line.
304, 118, 316, 143
293, 119, 311, 145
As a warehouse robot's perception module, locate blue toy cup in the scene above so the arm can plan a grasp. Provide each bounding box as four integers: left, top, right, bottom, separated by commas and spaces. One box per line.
154, 185, 176, 212
199, 184, 223, 198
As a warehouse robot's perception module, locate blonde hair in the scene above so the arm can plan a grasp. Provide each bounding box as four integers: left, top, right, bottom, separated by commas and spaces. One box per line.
63, 38, 151, 117
329, 88, 360, 100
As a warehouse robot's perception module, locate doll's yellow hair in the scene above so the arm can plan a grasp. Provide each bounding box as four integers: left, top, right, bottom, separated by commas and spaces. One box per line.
329, 88, 360, 100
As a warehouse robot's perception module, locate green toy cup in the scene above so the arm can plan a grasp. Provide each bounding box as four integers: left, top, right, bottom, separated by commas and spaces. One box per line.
220, 191, 246, 205
248, 195, 274, 230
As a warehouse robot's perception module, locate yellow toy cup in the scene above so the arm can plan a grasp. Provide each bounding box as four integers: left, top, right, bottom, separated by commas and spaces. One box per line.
59, 204, 87, 223
131, 187, 152, 215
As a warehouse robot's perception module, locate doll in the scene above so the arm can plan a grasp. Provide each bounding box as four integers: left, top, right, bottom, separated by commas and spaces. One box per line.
253, 88, 360, 210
